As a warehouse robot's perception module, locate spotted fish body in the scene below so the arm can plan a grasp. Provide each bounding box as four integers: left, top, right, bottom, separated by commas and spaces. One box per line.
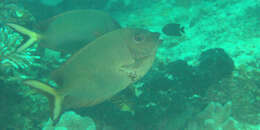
24, 28, 161, 123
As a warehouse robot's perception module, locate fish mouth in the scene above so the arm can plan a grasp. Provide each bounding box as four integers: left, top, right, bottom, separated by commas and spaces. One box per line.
152, 32, 160, 39
151, 32, 163, 44
138, 46, 158, 59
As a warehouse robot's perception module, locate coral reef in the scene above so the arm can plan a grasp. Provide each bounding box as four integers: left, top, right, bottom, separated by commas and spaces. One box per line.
0, 2, 60, 130
206, 67, 260, 125
0, 79, 50, 130
43, 111, 96, 130
76, 47, 235, 130
0, 25, 40, 83
185, 101, 260, 130
154, 48, 234, 96
0, 0, 36, 25
114, 0, 259, 72
0, 25, 50, 130
186, 101, 238, 130
0, 0, 259, 129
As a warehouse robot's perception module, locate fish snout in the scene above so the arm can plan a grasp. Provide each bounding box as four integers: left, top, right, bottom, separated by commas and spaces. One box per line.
152, 32, 160, 39
151, 32, 162, 44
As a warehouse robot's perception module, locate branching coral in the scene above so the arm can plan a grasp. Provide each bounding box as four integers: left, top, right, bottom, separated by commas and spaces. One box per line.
0, 25, 40, 80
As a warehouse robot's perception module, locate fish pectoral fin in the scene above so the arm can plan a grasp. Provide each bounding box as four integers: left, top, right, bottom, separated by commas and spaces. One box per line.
23, 80, 63, 125
120, 63, 139, 81
7, 23, 42, 52
120, 59, 143, 73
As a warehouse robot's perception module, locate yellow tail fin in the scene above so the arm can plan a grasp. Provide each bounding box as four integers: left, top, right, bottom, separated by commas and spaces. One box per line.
7, 23, 42, 52
23, 80, 63, 123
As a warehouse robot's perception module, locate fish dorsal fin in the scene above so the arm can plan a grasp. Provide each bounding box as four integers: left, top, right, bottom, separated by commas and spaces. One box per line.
23, 80, 63, 125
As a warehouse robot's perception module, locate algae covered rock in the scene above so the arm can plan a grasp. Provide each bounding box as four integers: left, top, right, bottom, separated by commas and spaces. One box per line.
198, 48, 234, 83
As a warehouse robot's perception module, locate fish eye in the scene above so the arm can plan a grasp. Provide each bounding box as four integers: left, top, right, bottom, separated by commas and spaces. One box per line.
134, 33, 144, 43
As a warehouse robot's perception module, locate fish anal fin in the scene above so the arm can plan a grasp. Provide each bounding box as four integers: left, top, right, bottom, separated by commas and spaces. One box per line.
7, 23, 42, 52
23, 80, 63, 125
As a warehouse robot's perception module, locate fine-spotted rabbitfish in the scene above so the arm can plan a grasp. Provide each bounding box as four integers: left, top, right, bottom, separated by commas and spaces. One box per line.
7, 9, 120, 53
23, 28, 162, 124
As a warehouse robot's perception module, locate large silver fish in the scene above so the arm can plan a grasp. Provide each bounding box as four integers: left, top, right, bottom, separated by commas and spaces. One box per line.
24, 28, 161, 123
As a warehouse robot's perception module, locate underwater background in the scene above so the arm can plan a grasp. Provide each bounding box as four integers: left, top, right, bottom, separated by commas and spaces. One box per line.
0, 0, 259, 129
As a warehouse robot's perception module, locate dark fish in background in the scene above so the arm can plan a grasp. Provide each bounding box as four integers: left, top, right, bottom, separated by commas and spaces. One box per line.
7, 9, 120, 53
162, 23, 184, 36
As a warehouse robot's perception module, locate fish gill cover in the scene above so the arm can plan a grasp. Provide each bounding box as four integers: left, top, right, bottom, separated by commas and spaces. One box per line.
0, 0, 259, 130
